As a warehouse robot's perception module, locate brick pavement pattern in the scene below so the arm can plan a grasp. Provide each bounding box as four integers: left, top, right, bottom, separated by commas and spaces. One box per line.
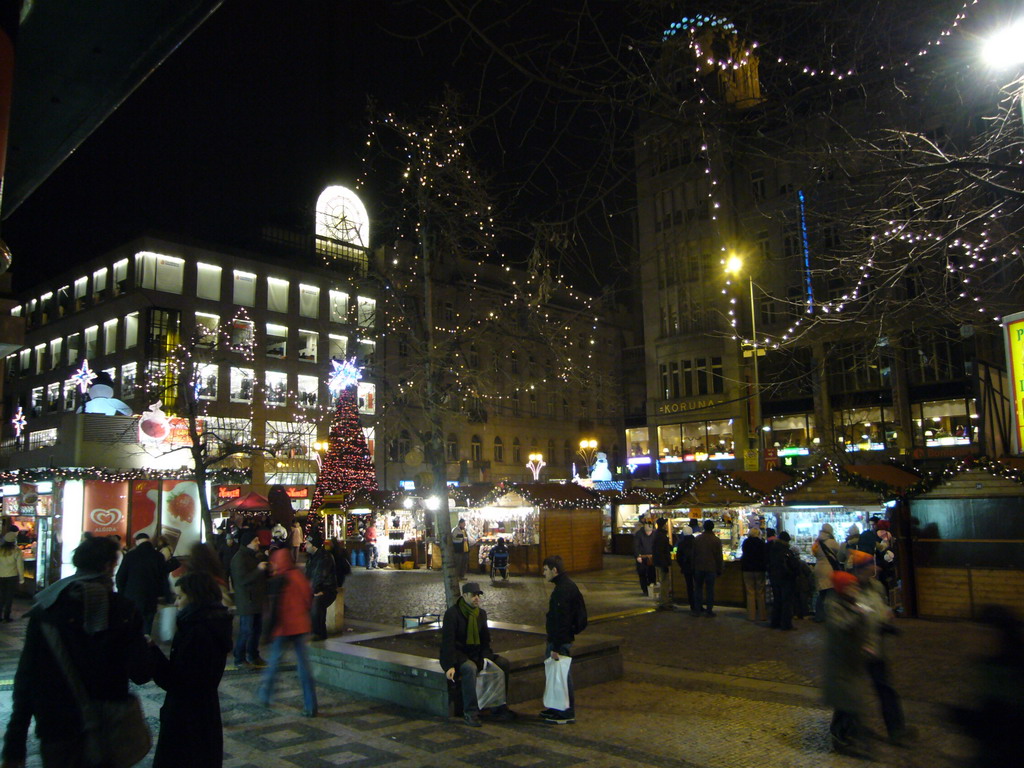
0, 556, 988, 767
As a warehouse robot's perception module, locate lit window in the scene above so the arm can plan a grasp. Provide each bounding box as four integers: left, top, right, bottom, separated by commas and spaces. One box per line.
265, 371, 287, 406
92, 268, 108, 295
196, 263, 222, 301
74, 277, 88, 300
66, 333, 81, 365
267, 277, 289, 313
49, 339, 62, 370
357, 296, 376, 328
233, 270, 256, 306
329, 290, 349, 323
357, 382, 375, 414
113, 259, 128, 293
103, 319, 118, 355
121, 363, 137, 399
298, 330, 318, 362
229, 317, 254, 348
297, 375, 318, 408
299, 284, 319, 318
229, 367, 255, 403
47, 382, 60, 412
195, 363, 218, 400
135, 251, 184, 293
266, 324, 288, 358
328, 334, 347, 360
124, 313, 139, 349
84, 327, 98, 359
195, 312, 219, 347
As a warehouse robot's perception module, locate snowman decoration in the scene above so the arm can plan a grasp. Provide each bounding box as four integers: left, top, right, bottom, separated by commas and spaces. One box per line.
79, 370, 132, 416
590, 451, 613, 481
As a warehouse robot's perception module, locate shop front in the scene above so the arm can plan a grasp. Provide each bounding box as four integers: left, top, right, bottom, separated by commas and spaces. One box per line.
1, 481, 56, 592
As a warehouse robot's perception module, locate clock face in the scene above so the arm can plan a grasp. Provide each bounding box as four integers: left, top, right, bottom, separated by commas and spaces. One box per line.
317, 186, 369, 247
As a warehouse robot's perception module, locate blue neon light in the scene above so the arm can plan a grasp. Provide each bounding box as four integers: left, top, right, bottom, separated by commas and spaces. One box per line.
798, 190, 814, 314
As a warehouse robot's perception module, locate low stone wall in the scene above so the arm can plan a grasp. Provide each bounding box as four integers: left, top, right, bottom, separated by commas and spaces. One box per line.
308, 621, 622, 717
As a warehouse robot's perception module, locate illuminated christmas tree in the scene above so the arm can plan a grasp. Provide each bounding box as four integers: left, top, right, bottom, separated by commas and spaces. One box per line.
309, 358, 378, 517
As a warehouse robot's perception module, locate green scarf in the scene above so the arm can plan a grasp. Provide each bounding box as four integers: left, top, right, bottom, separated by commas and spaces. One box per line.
458, 597, 481, 646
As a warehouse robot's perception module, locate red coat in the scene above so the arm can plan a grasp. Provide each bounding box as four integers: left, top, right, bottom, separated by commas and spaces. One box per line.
268, 549, 312, 637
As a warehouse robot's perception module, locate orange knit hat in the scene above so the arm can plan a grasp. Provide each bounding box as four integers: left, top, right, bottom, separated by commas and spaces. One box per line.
849, 550, 874, 568
832, 570, 858, 595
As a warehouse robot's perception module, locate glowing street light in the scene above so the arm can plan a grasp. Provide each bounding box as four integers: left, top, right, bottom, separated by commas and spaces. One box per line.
526, 452, 546, 481
577, 439, 599, 476
725, 254, 764, 470
982, 20, 1024, 69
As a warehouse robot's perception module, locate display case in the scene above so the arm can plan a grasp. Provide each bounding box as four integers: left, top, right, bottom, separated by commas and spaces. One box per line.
767, 506, 871, 561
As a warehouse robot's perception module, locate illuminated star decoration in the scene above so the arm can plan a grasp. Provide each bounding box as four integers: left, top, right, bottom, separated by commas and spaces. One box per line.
327, 357, 363, 396
72, 359, 98, 394
11, 407, 26, 438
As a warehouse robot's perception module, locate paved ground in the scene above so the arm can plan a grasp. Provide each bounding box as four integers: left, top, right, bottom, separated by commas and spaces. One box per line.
0, 556, 992, 767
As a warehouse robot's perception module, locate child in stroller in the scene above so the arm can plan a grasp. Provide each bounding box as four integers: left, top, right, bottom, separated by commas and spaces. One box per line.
489, 537, 510, 582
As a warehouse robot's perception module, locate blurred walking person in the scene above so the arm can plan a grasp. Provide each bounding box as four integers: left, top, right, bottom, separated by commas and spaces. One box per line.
0, 532, 25, 622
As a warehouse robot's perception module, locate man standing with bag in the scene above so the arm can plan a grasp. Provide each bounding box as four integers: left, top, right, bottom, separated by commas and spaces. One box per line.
541, 555, 586, 725
231, 530, 269, 670
439, 582, 514, 727
2, 536, 153, 768
305, 536, 337, 641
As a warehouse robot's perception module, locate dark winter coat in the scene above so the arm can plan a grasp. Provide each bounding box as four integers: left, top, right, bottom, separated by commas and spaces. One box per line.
633, 528, 655, 558
767, 539, 799, 583
230, 545, 267, 616
823, 591, 869, 713
150, 602, 233, 768
693, 532, 724, 575
2, 575, 152, 764
116, 540, 173, 614
331, 543, 352, 588
740, 536, 767, 572
439, 599, 495, 672
306, 548, 338, 595
652, 528, 673, 569
546, 572, 586, 648
675, 533, 695, 574
217, 541, 239, 584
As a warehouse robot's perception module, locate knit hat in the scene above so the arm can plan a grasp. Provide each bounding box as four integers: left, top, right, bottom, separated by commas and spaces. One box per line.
680, 525, 692, 536
239, 529, 259, 547
847, 524, 860, 536
134, 531, 150, 541
876, 520, 890, 531
832, 571, 858, 595
820, 523, 834, 536
849, 550, 874, 568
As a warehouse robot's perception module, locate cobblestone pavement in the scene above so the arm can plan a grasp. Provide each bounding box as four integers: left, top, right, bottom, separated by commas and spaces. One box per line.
0, 557, 989, 767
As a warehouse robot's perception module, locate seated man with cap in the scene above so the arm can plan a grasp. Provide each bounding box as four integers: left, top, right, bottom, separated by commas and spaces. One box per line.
439, 581, 515, 726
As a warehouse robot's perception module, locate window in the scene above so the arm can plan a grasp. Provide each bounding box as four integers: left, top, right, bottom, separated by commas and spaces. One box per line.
135, 252, 184, 293
49, 339, 61, 370
468, 345, 479, 369
695, 358, 707, 395
563, 440, 573, 465
92, 268, 108, 295
443, 301, 454, 322
357, 296, 375, 328
562, 397, 570, 419
125, 313, 139, 349
658, 420, 734, 461
103, 320, 118, 355
329, 290, 349, 323
751, 169, 766, 202
31, 387, 43, 417
357, 338, 375, 367
493, 437, 504, 463
267, 277, 289, 313
121, 363, 137, 399
512, 438, 522, 464
711, 357, 724, 394
669, 361, 680, 399
266, 324, 288, 358
233, 270, 256, 306
264, 371, 287, 406
66, 333, 81, 365
446, 434, 459, 461
471, 435, 482, 462
266, 420, 317, 458
74, 276, 88, 301
398, 431, 412, 461
62, 379, 77, 411
548, 439, 556, 461
113, 259, 128, 294
511, 391, 521, 417
299, 284, 320, 318
626, 427, 649, 457
529, 391, 537, 417
297, 375, 319, 408
195, 363, 218, 400
357, 382, 375, 414
298, 330, 318, 362
328, 334, 347, 360
84, 327, 98, 359
230, 367, 255, 403
510, 351, 519, 374
229, 318, 254, 348
47, 382, 60, 412
195, 312, 219, 346
196, 263, 222, 301
205, 417, 252, 446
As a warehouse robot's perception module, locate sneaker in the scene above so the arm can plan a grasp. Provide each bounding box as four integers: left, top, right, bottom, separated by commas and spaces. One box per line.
539, 708, 560, 718
463, 712, 482, 727
541, 709, 575, 725
249, 657, 268, 669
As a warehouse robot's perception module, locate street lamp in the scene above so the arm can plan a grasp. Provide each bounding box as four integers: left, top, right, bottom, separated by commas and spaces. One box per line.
312, 439, 329, 470
526, 452, 546, 481
725, 255, 764, 470
982, 20, 1024, 69
577, 439, 598, 477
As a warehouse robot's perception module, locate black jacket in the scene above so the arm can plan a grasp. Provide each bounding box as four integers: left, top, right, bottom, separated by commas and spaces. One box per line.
150, 602, 233, 768
2, 577, 152, 763
331, 545, 352, 588
439, 599, 494, 672
652, 528, 673, 568
115, 540, 173, 614
230, 545, 267, 616
546, 572, 585, 647
633, 528, 655, 558
767, 539, 799, 582
741, 536, 767, 572
675, 533, 695, 573
306, 548, 338, 594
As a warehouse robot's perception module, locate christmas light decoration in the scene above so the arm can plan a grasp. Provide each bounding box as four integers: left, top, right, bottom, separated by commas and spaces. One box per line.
0, 467, 249, 484
327, 357, 363, 396
308, 385, 378, 515
10, 407, 26, 438
71, 359, 97, 393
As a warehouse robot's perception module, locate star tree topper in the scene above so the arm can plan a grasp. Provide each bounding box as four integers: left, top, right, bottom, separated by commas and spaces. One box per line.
327, 357, 363, 396
11, 406, 26, 438
72, 359, 98, 393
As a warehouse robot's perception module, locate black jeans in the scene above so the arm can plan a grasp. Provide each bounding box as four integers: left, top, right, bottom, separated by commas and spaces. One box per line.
693, 570, 717, 613
311, 590, 337, 638
770, 579, 794, 629
636, 561, 655, 593
544, 642, 574, 712
867, 657, 906, 737
680, 569, 697, 611
0, 576, 18, 619
457, 655, 510, 714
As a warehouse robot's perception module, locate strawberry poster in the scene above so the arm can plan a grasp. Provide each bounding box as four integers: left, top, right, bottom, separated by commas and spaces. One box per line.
160, 480, 201, 557
130, 480, 159, 539
83, 480, 129, 540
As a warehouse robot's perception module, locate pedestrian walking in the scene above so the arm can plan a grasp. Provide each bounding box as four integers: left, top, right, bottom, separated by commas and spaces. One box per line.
230, 530, 269, 670
652, 518, 673, 610
439, 582, 515, 727
0, 533, 25, 622
305, 536, 338, 641
2, 536, 153, 767
692, 520, 723, 616
740, 527, 767, 622
824, 570, 870, 757
811, 523, 841, 622
540, 555, 586, 724
290, 521, 305, 562
632, 518, 656, 596
258, 549, 318, 717
149, 571, 232, 768
674, 525, 697, 613
451, 519, 470, 579
116, 531, 174, 635
364, 518, 379, 569
768, 531, 799, 630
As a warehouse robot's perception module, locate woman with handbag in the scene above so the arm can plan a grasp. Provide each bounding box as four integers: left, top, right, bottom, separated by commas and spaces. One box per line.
149, 571, 232, 768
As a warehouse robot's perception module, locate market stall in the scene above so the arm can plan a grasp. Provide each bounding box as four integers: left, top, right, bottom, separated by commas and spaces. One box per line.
343, 491, 423, 568
609, 488, 673, 555
1, 481, 55, 592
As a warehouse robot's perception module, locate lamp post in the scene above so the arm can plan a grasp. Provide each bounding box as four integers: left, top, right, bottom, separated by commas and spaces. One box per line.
982, 21, 1024, 129
577, 439, 598, 477
312, 439, 329, 471
526, 452, 546, 481
725, 255, 764, 470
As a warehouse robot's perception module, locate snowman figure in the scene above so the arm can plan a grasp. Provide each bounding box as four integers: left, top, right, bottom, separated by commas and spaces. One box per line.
590, 451, 613, 481
79, 371, 132, 416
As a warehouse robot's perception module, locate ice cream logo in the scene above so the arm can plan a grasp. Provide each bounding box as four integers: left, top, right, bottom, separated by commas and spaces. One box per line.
89, 508, 123, 528
138, 402, 171, 444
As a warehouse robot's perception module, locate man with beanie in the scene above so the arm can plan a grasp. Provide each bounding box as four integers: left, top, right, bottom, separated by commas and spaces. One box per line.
440, 582, 514, 727
231, 529, 269, 669
675, 525, 697, 614
652, 518, 674, 610
116, 530, 173, 635
305, 536, 338, 641
692, 520, 724, 616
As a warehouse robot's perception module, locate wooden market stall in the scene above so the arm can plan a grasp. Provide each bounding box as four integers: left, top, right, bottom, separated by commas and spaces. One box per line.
905, 457, 1024, 619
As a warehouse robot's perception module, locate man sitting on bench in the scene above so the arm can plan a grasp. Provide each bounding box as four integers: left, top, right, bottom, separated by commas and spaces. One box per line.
440, 582, 516, 726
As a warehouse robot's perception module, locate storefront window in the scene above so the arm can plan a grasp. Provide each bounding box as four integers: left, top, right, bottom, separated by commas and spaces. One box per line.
265, 371, 287, 406
659, 420, 735, 462
765, 413, 815, 456
834, 406, 886, 452
914, 398, 975, 447
297, 375, 318, 408
627, 427, 649, 458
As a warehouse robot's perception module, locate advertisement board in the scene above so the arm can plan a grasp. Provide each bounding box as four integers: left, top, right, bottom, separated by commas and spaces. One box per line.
1002, 311, 1024, 454
82, 480, 129, 540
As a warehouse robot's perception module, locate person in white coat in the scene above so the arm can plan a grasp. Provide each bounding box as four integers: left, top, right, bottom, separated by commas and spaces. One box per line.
811, 523, 841, 623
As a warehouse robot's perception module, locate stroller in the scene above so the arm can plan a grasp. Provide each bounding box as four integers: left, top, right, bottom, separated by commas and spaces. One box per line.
489, 538, 510, 582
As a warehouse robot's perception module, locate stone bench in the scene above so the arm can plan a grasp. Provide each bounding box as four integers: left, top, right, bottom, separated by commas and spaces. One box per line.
307, 620, 622, 717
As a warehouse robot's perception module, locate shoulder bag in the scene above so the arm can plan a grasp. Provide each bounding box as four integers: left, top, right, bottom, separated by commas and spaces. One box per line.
40, 622, 152, 768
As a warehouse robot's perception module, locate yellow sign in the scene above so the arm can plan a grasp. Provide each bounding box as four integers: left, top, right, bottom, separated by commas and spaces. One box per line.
743, 449, 760, 471
1003, 312, 1024, 453
657, 398, 725, 415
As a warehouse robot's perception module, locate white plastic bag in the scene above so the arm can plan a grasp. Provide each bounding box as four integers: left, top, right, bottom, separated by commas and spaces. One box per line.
156, 603, 177, 643
542, 656, 572, 711
475, 658, 506, 710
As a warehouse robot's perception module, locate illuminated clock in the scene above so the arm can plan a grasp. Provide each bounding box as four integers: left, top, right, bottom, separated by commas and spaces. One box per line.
315, 186, 369, 247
